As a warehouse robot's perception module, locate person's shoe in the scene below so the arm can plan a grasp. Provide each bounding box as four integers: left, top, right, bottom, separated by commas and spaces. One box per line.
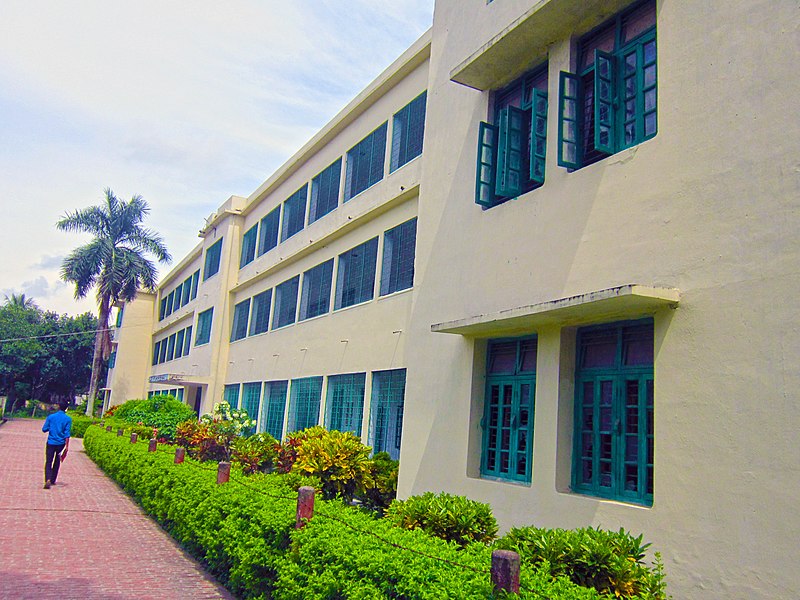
43, 481, 51, 489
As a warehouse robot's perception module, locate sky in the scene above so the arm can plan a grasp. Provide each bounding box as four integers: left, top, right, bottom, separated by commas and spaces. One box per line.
0, 1, 434, 316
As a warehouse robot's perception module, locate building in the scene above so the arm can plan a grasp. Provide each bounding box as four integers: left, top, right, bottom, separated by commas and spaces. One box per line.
106, 1, 800, 597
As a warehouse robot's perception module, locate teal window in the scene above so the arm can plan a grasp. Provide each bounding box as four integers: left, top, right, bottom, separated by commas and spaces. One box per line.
108, 351, 117, 369
258, 207, 280, 256
272, 275, 299, 329
177, 388, 184, 402
173, 284, 183, 312
203, 238, 223, 281
261, 380, 288, 440
380, 218, 417, 296
190, 270, 200, 300
369, 369, 405, 461
166, 333, 176, 362
572, 319, 654, 506
240, 224, 258, 268
481, 337, 537, 483
288, 376, 323, 433
390, 91, 426, 172
159, 338, 168, 363
181, 275, 192, 306
195, 308, 213, 346
309, 159, 341, 224
558, 0, 656, 170
248, 289, 272, 336
334, 237, 378, 310
159, 297, 167, 320
175, 329, 185, 359
183, 326, 192, 356
325, 373, 366, 435
281, 185, 308, 242
299, 259, 334, 321
345, 123, 387, 201
476, 65, 548, 208
224, 383, 240, 408
165, 290, 175, 317
230, 298, 251, 342
241, 382, 262, 431
115, 307, 124, 327
152, 340, 160, 366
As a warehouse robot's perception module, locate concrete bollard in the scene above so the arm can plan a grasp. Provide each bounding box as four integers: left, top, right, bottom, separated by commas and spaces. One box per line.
491, 550, 520, 594
130, 432, 138, 444
117, 428, 124, 436
174, 447, 186, 464
106, 425, 112, 432
217, 461, 231, 484
296, 486, 316, 529
148, 438, 157, 452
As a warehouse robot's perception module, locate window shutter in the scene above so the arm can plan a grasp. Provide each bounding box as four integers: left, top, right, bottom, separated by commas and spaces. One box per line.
475, 121, 498, 207
558, 71, 582, 168
530, 89, 548, 184
594, 49, 617, 154
495, 106, 524, 197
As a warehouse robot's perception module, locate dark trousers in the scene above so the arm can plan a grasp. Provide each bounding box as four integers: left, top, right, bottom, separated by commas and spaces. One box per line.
45, 443, 65, 484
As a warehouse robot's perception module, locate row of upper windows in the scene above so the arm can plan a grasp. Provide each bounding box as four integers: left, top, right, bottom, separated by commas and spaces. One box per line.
159, 269, 200, 321
239, 92, 426, 270
230, 217, 417, 342
224, 368, 406, 460
480, 318, 654, 507
152, 324, 194, 365
148, 388, 185, 402
476, 0, 657, 208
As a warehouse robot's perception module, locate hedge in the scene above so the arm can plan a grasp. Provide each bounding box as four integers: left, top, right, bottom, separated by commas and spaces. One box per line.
83, 426, 600, 599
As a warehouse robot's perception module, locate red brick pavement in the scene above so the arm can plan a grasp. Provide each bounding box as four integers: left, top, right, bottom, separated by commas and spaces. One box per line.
0, 418, 233, 600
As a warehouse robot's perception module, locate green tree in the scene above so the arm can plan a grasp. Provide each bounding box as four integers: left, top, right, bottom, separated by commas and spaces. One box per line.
4, 293, 38, 310
0, 303, 42, 413
57, 189, 171, 415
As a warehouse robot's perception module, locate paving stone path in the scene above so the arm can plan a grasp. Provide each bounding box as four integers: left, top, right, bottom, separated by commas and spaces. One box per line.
0, 418, 233, 600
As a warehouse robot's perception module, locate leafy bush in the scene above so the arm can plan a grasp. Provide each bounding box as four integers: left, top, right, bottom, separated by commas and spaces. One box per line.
231, 432, 279, 475
175, 420, 227, 462
385, 491, 499, 547
361, 451, 399, 513
495, 526, 668, 599
275, 426, 327, 473
82, 426, 602, 599
291, 427, 374, 501
66, 412, 99, 438
111, 396, 196, 440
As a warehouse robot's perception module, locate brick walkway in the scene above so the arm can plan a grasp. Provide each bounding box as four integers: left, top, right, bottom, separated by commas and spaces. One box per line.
0, 418, 233, 600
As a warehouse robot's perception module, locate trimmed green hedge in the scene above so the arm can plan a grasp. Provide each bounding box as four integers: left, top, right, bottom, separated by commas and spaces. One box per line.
83, 426, 600, 599
65, 412, 99, 438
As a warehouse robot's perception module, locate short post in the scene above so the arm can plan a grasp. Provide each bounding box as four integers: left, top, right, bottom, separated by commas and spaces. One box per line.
296, 486, 315, 529
174, 447, 186, 464
148, 438, 157, 452
217, 461, 231, 484
130, 432, 138, 444
106, 425, 112, 432
491, 550, 520, 594
117, 428, 124, 437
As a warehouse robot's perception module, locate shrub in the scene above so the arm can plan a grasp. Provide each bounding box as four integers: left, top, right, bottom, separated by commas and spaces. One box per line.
111, 396, 196, 440
231, 432, 279, 475
385, 491, 498, 547
66, 412, 99, 438
175, 420, 227, 462
495, 526, 669, 599
292, 428, 374, 501
361, 451, 399, 513
275, 426, 327, 473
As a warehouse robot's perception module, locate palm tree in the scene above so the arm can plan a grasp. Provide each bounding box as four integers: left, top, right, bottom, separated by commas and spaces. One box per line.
4, 293, 38, 310
57, 188, 171, 415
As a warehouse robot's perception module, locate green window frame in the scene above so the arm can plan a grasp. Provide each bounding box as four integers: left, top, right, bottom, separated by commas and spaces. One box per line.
572, 319, 654, 506
115, 307, 124, 327
325, 373, 366, 435
183, 325, 192, 356
195, 308, 213, 346
261, 380, 288, 440
288, 376, 323, 433
475, 64, 548, 208
224, 383, 240, 409
299, 259, 334, 321
165, 291, 174, 317
281, 185, 308, 243
334, 237, 378, 310
481, 337, 537, 483
174, 283, 183, 312
181, 275, 192, 306
380, 218, 417, 296
159, 297, 167, 321
241, 382, 262, 432
190, 270, 199, 300
369, 369, 406, 461
159, 337, 168, 363
108, 351, 117, 369
240, 224, 258, 268
272, 275, 299, 330
175, 329, 185, 359
248, 289, 272, 336
152, 340, 161, 366
230, 298, 251, 342
203, 238, 223, 281
258, 206, 281, 256
344, 123, 387, 201
390, 91, 426, 172
166, 333, 176, 362
309, 158, 342, 224
558, 0, 656, 170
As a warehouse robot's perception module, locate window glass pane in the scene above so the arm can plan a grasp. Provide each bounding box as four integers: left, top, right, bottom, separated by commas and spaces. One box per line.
240, 225, 258, 268
622, 0, 656, 43
281, 185, 308, 242
345, 123, 387, 200
288, 377, 323, 433
272, 276, 300, 329
519, 339, 537, 372
580, 329, 617, 368
262, 380, 288, 439
488, 342, 516, 374
249, 289, 272, 336
623, 324, 654, 365
300, 259, 334, 320
578, 22, 615, 70
258, 207, 281, 256
369, 369, 406, 460
309, 159, 341, 223
334, 238, 379, 310
231, 298, 251, 342
326, 373, 366, 435
203, 238, 223, 281
380, 218, 417, 296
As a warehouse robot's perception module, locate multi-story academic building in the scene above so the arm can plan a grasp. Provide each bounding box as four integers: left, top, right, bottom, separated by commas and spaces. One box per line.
105, 2, 800, 597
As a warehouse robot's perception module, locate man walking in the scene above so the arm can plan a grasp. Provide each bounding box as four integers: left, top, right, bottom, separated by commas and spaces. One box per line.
42, 400, 72, 489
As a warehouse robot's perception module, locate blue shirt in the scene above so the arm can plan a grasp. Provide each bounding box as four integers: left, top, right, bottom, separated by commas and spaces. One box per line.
42, 410, 72, 445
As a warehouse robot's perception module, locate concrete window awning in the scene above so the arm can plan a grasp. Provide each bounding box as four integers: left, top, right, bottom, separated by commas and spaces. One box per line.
431, 285, 679, 337
148, 374, 209, 386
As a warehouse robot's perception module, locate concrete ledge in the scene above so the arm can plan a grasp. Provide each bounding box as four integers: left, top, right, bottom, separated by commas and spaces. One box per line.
431, 285, 679, 337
